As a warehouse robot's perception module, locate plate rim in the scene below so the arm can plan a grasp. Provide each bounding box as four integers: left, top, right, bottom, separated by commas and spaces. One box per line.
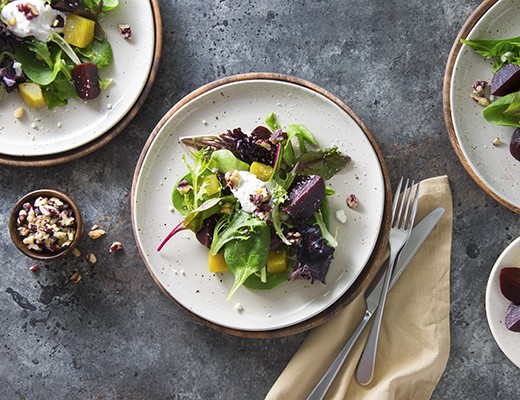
485, 236, 520, 368
0, 0, 163, 168
442, 0, 520, 213
131, 72, 392, 338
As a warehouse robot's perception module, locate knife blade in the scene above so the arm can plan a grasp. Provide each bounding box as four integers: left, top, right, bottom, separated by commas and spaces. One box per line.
306, 206, 445, 400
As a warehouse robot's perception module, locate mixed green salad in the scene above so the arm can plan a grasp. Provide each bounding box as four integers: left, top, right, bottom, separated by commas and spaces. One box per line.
158, 113, 351, 300
0, 0, 118, 109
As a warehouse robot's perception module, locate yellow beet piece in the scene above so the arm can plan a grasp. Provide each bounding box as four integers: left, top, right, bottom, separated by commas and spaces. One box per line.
203, 174, 220, 196
208, 252, 229, 273
267, 249, 287, 274
63, 14, 95, 48
250, 161, 273, 181
19, 83, 46, 109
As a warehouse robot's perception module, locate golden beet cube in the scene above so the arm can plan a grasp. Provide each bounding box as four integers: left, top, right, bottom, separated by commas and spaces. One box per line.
19, 83, 46, 108
250, 162, 273, 181
267, 249, 287, 274
63, 14, 95, 48
208, 252, 229, 273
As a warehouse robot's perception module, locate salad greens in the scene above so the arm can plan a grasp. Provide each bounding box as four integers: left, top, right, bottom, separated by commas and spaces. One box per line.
0, 0, 119, 108
462, 36, 520, 127
159, 113, 351, 300
461, 36, 520, 73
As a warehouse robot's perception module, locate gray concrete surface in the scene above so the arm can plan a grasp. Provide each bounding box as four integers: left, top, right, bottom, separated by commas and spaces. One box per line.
2, 0, 520, 398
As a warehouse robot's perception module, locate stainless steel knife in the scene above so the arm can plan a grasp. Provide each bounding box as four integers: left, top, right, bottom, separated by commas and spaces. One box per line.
306, 206, 445, 400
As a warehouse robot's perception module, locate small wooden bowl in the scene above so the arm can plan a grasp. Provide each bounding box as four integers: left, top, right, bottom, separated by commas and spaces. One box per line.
9, 189, 83, 261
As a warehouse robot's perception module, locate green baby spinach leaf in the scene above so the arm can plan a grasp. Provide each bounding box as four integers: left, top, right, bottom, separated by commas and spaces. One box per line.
244, 271, 288, 290
208, 149, 249, 173
15, 45, 66, 86
483, 91, 520, 127
461, 36, 520, 72
224, 223, 270, 300
77, 38, 113, 69
43, 73, 78, 108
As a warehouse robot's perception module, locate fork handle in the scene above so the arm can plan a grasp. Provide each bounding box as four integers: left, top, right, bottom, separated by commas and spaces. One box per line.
355, 247, 399, 385
306, 311, 372, 400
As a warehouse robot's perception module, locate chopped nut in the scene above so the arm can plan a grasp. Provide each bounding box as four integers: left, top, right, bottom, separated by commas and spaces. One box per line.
15, 196, 76, 253
108, 241, 123, 253
85, 253, 97, 264
7, 17, 16, 26
347, 194, 359, 209
492, 137, 502, 146
118, 23, 132, 39
70, 272, 81, 284
470, 92, 491, 106
234, 303, 244, 313
13, 107, 25, 119
221, 202, 235, 215
71, 247, 81, 257
472, 80, 487, 95
29, 264, 40, 273
88, 228, 105, 240
177, 179, 193, 195
225, 170, 240, 189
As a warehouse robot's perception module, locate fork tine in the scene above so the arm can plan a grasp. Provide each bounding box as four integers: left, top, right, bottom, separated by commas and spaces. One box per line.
407, 182, 420, 230
391, 177, 404, 223
395, 178, 410, 228
400, 180, 415, 229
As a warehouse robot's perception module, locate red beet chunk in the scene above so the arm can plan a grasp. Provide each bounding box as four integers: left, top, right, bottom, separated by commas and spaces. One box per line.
500, 267, 520, 304
282, 175, 325, 220
491, 64, 520, 96
510, 129, 520, 161
505, 302, 520, 332
72, 62, 101, 100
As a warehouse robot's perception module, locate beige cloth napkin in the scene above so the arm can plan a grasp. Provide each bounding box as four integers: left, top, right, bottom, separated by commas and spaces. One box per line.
266, 176, 452, 400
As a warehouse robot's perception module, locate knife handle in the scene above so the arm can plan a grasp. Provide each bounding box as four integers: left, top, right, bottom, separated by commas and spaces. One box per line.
306, 313, 371, 400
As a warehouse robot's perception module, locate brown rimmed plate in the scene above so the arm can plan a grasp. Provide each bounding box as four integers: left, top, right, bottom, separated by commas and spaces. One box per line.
0, 0, 162, 167
443, 0, 520, 213
131, 73, 391, 338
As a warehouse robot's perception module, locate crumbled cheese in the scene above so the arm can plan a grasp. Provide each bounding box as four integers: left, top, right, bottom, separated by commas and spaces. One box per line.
1, 0, 64, 42
335, 209, 347, 224
229, 170, 273, 214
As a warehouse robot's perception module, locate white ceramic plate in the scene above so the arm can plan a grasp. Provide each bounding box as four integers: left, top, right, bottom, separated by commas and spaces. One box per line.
0, 0, 156, 157
486, 236, 520, 368
447, 0, 520, 212
132, 77, 385, 332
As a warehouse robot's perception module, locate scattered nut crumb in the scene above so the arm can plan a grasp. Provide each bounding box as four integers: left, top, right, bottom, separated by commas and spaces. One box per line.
347, 194, 359, 209
91, 224, 98, 230
108, 241, 123, 253
71, 247, 81, 257
29, 264, 40, 273
493, 137, 501, 146
70, 272, 81, 284
85, 253, 97, 264
13, 107, 25, 119
234, 303, 244, 313
118, 23, 132, 39
88, 228, 105, 240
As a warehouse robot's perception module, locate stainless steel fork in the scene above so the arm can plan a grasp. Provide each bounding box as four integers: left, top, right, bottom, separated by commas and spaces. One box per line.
356, 177, 420, 385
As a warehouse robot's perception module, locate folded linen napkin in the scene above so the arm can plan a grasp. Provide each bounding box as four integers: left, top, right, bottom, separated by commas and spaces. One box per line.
266, 176, 452, 400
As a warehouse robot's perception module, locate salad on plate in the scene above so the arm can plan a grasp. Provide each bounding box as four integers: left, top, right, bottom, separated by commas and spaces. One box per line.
158, 113, 351, 300
0, 0, 119, 109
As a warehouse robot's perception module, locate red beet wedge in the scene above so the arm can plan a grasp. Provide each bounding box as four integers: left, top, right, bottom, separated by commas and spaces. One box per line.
72, 62, 101, 100
499, 267, 520, 304
491, 64, 520, 96
505, 303, 520, 332
282, 175, 325, 220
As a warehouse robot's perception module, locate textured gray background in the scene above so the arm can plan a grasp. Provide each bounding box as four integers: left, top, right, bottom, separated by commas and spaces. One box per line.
2, 0, 520, 399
